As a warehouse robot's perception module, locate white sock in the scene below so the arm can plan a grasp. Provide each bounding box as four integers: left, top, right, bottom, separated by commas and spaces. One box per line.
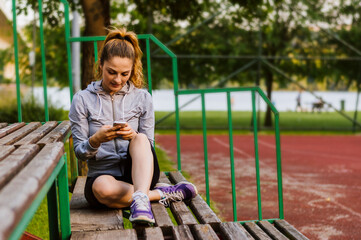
156, 189, 164, 199
132, 191, 148, 201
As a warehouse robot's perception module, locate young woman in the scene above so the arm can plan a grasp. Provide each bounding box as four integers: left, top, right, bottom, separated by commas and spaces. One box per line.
69, 27, 197, 224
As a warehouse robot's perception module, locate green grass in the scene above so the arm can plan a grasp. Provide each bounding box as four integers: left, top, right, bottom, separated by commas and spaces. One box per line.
155, 110, 361, 134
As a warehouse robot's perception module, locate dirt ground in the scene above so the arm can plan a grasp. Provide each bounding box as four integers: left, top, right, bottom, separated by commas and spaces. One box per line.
156, 134, 361, 240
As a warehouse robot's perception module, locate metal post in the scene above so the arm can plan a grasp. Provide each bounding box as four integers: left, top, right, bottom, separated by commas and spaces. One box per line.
172, 56, 181, 171
94, 41, 98, 63
274, 114, 284, 219
146, 37, 152, 94
201, 93, 210, 205
252, 90, 262, 220
47, 181, 60, 240
227, 92, 237, 221
61, 0, 74, 101
57, 155, 71, 240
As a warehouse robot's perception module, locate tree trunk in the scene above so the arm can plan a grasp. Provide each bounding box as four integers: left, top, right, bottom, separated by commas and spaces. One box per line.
264, 67, 273, 127
80, 0, 110, 90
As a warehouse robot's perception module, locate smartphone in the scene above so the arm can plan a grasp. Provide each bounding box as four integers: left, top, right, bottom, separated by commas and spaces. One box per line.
113, 120, 127, 127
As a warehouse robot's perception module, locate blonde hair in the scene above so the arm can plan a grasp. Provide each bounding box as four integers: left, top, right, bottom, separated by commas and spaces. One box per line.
95, 27, 144, 88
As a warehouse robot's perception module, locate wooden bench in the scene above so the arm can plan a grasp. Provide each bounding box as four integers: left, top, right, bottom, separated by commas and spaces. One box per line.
0, 121, 72, 240
0, 121, 308, 239
70, 171, 309, 240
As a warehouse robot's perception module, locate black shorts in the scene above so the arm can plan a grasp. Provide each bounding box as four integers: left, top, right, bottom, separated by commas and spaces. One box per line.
84, 144, 160, 208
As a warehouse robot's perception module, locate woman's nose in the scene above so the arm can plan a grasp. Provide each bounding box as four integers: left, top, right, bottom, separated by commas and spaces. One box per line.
114, 74, 122, 81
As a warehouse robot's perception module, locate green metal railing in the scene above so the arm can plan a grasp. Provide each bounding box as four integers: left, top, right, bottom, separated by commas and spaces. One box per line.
11, 1, 284, 234
8, 154, 71, 240
174, 87, 284, 222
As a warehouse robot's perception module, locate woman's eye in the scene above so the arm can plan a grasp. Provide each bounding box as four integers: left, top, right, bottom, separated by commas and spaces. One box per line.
122, 73, 129, 77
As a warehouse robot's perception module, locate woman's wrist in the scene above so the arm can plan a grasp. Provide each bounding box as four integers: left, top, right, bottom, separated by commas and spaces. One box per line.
89, 135, 100, 148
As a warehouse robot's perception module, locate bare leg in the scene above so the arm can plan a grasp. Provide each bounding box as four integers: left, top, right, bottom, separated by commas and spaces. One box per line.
92, 133, 161, 208
92, 175, 161, 208
129, 133, 154, 195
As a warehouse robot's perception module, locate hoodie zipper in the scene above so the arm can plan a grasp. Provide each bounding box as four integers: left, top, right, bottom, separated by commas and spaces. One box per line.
111, 95, 119, 154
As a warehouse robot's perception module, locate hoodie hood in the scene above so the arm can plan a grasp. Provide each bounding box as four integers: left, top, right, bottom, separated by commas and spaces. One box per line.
86, 80, 135, 95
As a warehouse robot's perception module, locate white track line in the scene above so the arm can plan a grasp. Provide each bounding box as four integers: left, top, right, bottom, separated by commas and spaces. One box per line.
211, 135, 361, 219
258, 139, 360, 162
213, 137, 253, 159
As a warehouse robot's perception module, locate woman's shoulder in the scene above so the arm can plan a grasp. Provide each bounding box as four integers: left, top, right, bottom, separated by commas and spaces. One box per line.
132, 87, 152, 98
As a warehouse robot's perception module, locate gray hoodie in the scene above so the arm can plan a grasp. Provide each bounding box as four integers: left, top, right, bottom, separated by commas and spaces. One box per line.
69, 80, 154, 177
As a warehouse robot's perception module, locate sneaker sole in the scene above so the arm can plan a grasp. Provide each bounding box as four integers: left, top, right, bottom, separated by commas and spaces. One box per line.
129, 215, 155, 224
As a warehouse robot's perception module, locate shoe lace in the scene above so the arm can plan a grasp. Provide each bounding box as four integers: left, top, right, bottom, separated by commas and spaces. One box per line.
159, 190, 184, 207
132, 195, 150, 211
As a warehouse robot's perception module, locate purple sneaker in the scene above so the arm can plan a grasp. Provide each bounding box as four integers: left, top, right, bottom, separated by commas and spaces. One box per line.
155, 181, 198, 207
129, 193, 155, 224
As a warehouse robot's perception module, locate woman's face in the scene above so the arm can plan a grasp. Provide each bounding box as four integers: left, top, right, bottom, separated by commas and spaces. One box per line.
100, 56, 133, 95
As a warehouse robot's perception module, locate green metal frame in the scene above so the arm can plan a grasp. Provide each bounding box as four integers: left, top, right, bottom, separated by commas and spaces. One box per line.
175, 87, 284, 222
8, 155, 71, 240
11, 1, 285, 233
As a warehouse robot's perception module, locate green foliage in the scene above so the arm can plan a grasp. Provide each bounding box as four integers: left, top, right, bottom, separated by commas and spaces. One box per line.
20, 23, 69, 87
0, 94, 68, 123
16, 0, 78, 27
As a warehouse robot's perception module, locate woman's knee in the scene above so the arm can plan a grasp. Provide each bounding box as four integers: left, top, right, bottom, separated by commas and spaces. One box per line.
129, 133, 150, 149
131, 133, 148, 143
92, 176, 119, 204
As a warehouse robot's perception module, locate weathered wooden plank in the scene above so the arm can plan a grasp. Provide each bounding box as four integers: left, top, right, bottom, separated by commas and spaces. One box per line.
0, 145, 16, 162
219, 222, 254, 240
191, 224, 219, 240
157, 172, 197, 225
152, 202, 173, 228
0, 122, 26, 139
71, 208, 124, 232
69, 176, 88, 209
70, 176, 124, 232
168, 171, 187, 184
189, 195, 221, 225
71, 229, 137, 240
0, 143, 64, 240
257, 221, 288, 240
37, 120, 71, 145
274, 220, 310, 240
172, 225, 195, 240
0, 206, 15, 240
168, 171, 221, 226
170, 201, 198, 225
158, 171, 172, 184
0, 123, 7, 129
244, 222, 272, 240
14, 121, 58, 146
144, 227, 164, 240
24, 143, 65, 186
0, 122, 41, 145
0, 144, 40, 190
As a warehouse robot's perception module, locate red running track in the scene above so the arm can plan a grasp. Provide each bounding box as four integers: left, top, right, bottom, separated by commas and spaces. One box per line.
156, 134, 361, 240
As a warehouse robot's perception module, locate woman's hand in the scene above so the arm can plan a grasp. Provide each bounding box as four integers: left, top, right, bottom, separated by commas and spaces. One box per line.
114, 122, 137, 140
89, 125, 118, 148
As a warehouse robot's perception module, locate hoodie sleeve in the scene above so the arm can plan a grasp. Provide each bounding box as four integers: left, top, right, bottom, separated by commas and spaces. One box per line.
69, 92, 98, 161
138, 91, 155, 146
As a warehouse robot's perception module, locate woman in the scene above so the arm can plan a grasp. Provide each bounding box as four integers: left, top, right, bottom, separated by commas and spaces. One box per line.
69, 27, 197, 224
